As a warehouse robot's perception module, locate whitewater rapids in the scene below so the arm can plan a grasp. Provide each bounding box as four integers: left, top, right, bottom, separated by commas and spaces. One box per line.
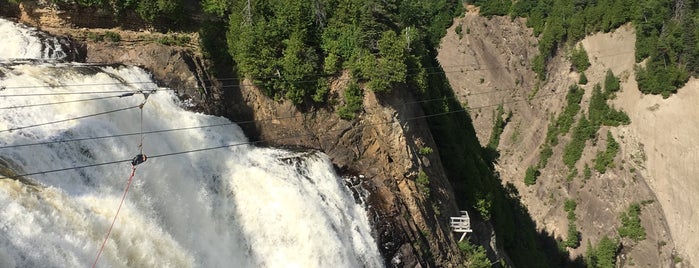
0, 18, 383, 267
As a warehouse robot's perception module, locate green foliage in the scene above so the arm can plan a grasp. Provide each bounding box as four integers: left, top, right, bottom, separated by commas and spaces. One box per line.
566, 167, 578, 181
337, 82, 363, 120
368, 31, 408, 93
87, 32, 103, 42
473, 0, 511, 17
474, 0, 698, 94
594, 131, 619, 173
157, 34, 191, 46
201, 0, 232, 17
419, 146, 434, 155
544, 84, 584, 153
565, 221, 580, 248
532, 54, 546, 80
579, 71, 588, 85
524, 165, 539, 186
103, 31, 121, 42
416, 169, 431, 198
312, 78, 330, 103
603, 69, 620, 94
583, 163, 592, 180
538, 143, 553, 168
588, 82, 630, 127
487, 104, 507, 150
635, 60, 689, 98
564, 199, 577, 214
475, 196, 492, 220
455, 24, 463, 39
586, 236, 620, 268
570, 44, 590, 72
557, 85, 585, 135
458, 241, 492, 268
563, 116, 597, 169
136, 0, 185, 24
618, 203, 646, 242
563, 198, 579, 248
632, 3, 697, 98
226, 0, 321, 104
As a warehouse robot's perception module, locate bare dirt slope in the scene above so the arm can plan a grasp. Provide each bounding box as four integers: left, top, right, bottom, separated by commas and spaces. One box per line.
583, 29, 699, 266
439, 10, 684, 266
436, 7, 541, 147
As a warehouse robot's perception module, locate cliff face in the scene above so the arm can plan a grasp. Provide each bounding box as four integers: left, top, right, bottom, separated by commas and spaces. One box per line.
5, 2, 469, 267
223, 73, 465, 266
439, 8, 686, 267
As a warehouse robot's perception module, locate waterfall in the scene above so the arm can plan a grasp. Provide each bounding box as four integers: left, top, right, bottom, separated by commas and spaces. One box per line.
0, 18, 383, 268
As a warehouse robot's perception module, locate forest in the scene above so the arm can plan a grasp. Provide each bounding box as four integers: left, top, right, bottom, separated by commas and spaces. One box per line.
13, 0, 685, 266
472, 0, 699, 98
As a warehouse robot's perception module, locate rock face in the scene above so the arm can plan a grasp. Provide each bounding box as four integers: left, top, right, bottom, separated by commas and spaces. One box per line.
222, 72, 465, 267
438, 8, 683, 267
5, 2, 469, 267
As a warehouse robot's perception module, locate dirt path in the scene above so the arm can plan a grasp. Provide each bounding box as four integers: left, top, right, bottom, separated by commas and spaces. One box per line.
582, 24, 698, 266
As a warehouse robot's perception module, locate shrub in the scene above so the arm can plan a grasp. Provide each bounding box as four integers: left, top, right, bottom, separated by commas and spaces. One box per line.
458, 241, 492, 268
618, 203, 646, 242
524, 166, 539, 186
564, 199, 577, 215
416, 169, 430, 198
104, 31, 121, 42
565, 221, 580, 248
586, 236, 620, 268
455, 24, 463, 39
583, 163, 592, 180
570, 44, 591, 72
603, 69, 620, 94
538, 144, 553, 168
487, 104, 506, 150
594, 131, 620, 173
579, 71, 588, 85
337, 82, 363, 120
563, 116, 596, 168
87, 32, 103, 42
419, 146, 434, 155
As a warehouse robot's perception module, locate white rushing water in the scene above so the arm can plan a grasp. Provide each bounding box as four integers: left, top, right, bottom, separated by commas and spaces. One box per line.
0, 18, 383, 267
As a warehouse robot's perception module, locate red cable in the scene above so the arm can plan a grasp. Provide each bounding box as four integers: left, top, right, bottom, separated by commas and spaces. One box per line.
91, 167, 137, 268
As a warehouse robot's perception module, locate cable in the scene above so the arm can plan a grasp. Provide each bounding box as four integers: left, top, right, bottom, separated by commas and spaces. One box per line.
0, 81, 157, 90
0, 95, 122, 110
0, 63, 504, 91
0, 48, 641, 92
0, 105, 140, 134
91, 167, 137, 268
0, 92, 517, 150
2, 90, 565, 180
0, 90, 140, 97
0, 68, 486, 97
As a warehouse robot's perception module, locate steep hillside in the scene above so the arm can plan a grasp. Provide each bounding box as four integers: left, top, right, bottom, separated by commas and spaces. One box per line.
2, 2, 473, 267
439, 8, 693, 267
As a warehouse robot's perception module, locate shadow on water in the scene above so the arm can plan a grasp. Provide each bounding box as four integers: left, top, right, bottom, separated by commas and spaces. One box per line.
418, 54, 585, 267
